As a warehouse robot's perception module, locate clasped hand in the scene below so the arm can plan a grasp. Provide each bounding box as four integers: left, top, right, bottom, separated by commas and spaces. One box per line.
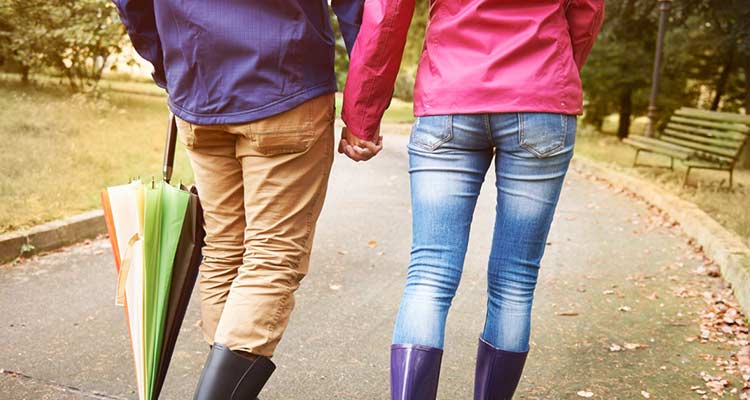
337, 127, 383, 162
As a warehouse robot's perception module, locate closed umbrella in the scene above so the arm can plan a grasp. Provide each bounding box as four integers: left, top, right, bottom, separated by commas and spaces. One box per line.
102, 114, 204, 399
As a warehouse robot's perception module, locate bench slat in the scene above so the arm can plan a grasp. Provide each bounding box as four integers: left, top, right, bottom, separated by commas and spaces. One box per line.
670, 115, 750, 134
676, 108, 750, 125
623, 136, 692, 159
683, 159, 729, 169
660, 136, 736, 159
692, 152, 733, 165
662, 128, 742, 149
666, 122, 746, 142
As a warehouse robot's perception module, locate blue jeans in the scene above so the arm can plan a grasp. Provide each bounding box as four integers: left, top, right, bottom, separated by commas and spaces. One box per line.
392, 113, 576, 353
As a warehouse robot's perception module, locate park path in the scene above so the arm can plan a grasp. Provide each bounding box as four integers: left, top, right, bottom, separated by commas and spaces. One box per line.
0, 133, 736, 399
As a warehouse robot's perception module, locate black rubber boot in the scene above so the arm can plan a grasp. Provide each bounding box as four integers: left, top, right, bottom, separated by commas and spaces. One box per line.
193, 343, 276, 400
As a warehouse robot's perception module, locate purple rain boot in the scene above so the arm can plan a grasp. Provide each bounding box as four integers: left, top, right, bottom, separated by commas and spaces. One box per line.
390, 344, 443, 400
474, 338, 528, 400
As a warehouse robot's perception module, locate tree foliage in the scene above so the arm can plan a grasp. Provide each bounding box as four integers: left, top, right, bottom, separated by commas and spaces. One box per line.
331, 0, 429, 100
582, 0, 750, 139
0, 0, 125, 91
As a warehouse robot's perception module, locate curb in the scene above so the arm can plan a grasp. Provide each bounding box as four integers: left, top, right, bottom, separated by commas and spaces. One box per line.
0, 210, 105, 265
571, 157, 750, 314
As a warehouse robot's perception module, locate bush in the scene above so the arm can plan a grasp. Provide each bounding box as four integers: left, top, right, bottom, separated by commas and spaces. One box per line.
393, 69, 416, 102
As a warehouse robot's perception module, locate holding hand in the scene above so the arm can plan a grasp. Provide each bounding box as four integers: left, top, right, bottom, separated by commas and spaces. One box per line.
338, 126, 383, 162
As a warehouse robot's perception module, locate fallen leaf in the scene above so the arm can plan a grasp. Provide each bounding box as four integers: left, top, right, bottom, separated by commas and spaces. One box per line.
367, 241, 378, 248
624, 342, 648, 350
738, 346, 750, 368
557, 311, 579, 317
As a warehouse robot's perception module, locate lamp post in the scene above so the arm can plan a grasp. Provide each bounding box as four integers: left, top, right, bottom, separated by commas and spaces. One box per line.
645, 0, 672, 137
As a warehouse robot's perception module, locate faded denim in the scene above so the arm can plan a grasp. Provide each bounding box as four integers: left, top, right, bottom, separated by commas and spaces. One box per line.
392, 112, 576, 353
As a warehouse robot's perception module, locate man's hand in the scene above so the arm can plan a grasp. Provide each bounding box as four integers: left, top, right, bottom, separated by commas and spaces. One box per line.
338, 126, 383, 162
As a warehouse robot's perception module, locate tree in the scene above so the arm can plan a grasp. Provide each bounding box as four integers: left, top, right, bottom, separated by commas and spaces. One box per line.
0, 0, 125, 91
330, 7, 350, 89
582, 0, 750, 150
582, 0, 698, 139
393, 0, 428, 101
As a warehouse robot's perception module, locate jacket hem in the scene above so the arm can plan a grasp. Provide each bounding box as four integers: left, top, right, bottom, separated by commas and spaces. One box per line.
168, 81, 337, 126
413, 102, 584, 117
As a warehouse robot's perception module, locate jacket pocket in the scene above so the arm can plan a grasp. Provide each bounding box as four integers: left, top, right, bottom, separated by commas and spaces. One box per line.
410, 115, 453, 151
518, 113, 573, 158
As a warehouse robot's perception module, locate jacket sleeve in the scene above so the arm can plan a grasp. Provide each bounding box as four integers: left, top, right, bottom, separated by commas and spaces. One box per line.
565, 0, 605, 71
332, 0, 365, 56
342, 0, 416, 141
112, 0, 166, 88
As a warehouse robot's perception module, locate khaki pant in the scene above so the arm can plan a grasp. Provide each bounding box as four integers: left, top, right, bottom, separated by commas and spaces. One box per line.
176, 94, 335, 357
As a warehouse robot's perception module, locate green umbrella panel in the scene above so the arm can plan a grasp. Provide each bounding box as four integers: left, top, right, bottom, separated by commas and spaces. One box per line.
142, 181, 190, 399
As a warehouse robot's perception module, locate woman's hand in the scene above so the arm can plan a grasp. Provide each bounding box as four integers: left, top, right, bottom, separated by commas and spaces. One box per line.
338, 126, 383, 162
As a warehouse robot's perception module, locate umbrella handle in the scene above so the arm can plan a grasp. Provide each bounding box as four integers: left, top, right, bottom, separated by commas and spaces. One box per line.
163, 113, 178, 183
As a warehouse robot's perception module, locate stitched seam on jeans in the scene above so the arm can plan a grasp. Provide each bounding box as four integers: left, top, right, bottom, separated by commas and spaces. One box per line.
482, 114, 493, 145
518, 113, 524, 152
427, 116, 453, 151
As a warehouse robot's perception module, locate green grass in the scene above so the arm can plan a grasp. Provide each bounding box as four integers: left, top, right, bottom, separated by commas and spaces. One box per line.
0, 79, 192, 233
4, 76, 744, 241
0, 79, 413, 233
574, 127, 750, 240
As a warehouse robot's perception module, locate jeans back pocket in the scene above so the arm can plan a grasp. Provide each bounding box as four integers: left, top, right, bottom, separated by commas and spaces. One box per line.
410, 115, 453, 151
518, 113, 574, 158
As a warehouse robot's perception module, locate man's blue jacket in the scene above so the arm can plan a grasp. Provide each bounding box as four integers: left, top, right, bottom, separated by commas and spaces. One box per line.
113, 0, 363, 125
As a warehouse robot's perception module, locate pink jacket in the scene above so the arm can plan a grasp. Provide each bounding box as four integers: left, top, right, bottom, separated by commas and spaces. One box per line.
342, 0, 605, 141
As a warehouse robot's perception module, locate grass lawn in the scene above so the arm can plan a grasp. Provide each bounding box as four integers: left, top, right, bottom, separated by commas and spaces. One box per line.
0, 78, 414, 233
0, 78, 192, 233
575, 127, 750, 240
3, 75, 745, 240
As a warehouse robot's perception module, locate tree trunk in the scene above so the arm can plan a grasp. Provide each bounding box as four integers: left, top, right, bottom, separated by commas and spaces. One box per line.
617, 88, 632, 139
20, 65, 30, 85
711, 45, 736, 111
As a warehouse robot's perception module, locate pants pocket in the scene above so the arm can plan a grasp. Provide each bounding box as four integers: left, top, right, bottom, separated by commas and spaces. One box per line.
518, 113, 574, 158
175, 117, 196, 148
251, 94, 334, 156
410, 115, 453, 151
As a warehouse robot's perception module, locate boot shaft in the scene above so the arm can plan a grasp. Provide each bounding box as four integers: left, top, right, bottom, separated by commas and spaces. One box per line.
390, 344, 443, 400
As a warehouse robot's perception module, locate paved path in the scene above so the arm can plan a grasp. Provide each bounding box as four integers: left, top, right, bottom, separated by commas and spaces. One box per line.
0, 134, 729, 399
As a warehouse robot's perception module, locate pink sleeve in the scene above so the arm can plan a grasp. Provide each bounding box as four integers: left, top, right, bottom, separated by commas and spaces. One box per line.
342, 0, 416, 141
565, 0, 605, 71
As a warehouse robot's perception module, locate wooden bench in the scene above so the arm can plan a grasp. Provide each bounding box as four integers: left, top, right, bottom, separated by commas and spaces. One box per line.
623, 108, 750, 188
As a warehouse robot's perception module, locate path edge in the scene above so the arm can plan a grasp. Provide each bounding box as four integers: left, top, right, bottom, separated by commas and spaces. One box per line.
0, 210, 105, 265
571, 157, 750, 314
